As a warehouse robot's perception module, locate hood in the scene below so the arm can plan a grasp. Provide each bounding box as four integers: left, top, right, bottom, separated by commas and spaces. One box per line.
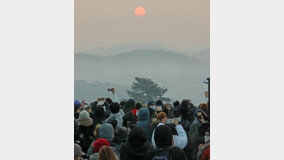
78, 118, 93, 126
125, 141, 150, 159
110, 113, 122, 119
138, 108, 150, 121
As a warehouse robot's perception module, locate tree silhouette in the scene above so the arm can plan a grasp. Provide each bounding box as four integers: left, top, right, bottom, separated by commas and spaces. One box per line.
126, 77, 170, 103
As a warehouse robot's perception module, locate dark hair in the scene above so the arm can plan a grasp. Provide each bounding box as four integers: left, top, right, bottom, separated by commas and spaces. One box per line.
170, 147, 188, 160
173, 109, 181, 117
198, 123, 210, 136
181, 100, 189, 108
106, 98, 113, 104
128, 127, 147, 147
165, 123, 178, 135
154, 125, 172, 148
134, 102, 142, 109
120, 101, 126, 107
156, 100, 163, 106
126, 100, 135, 110
109, 102, 120, 114
94, 106, 105, 117
122, 111, 135, 127
173, 101, 180, 107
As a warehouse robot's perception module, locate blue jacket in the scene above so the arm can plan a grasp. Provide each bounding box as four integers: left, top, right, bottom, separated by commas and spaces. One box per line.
137, 108, 152, 141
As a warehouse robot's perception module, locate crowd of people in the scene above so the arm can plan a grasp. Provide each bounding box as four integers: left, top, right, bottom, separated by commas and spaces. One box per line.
74, 88, 210, 160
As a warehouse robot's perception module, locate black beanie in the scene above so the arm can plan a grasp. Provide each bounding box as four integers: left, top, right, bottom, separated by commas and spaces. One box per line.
154, 125, 173, 148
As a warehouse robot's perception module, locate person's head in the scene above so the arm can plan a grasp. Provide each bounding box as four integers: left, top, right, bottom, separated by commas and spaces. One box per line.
78, 110, 90, 120
138, 107, 150, 121
156, 112, 167, 124
173, 110, 182, 123
105, 117, 117, 129
120, 101, 126, 107
165, 103, 172, 110
147, 100, 155, 107
122, 111, 135, 127
74, 143, 85, 160
173, 101, 180, 108
181, 100, 189, 108
106, 98, 113, 104
93, 124, 101, 139
93, 138, 110, 153
94, 106, 105, 117
154, 125, 173, 148
170, 147, 188, 160
134, 102, 142, 109
198, 123, 210, 137
74, 100, 81, 112
128, 127, 147, 147
99, 123, 114, 141
98, 146, 117, 160
156, 100, 163, 107
109, 102, 120, 114
199, 103, 209, 112
127, 99, 135, 109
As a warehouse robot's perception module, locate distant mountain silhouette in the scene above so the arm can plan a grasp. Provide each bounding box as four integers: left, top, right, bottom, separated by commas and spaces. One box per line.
75, 49, 209, 104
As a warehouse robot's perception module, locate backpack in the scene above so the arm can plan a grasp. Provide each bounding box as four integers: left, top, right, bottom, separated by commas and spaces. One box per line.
152, 146, 172, 160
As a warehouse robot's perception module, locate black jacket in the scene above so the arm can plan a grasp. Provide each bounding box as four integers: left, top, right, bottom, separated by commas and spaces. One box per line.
120, 141, 152, 160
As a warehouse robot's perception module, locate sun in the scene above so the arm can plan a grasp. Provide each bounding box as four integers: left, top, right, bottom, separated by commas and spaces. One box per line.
135, 6, 146, 17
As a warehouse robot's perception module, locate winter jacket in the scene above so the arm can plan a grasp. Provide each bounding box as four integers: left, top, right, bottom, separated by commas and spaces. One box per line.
120, 141, 153, 160
151, 123, 188, 149
137, 108, 152, 141
105, 112, 123, 127
201, 146, 210, 160
131, 109, 139, 121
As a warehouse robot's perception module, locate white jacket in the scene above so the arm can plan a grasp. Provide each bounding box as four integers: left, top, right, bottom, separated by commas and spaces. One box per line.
151, 123, 188, 149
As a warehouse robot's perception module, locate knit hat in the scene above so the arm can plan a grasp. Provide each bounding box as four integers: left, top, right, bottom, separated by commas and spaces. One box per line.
79, 110, 90, 119
154, 125, 173, 148
92, 138, 110, 153
138, 108, 150, 121
74, 143, 85, 157
99, 123, 114, 141
74, 100, 81, 111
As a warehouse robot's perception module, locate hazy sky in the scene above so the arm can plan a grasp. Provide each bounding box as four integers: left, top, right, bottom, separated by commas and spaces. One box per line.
75, 0, 209, 53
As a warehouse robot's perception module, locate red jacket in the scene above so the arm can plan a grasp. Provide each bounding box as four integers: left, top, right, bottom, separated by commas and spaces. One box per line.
201, 146, 210, 160
131, 109, 139, 121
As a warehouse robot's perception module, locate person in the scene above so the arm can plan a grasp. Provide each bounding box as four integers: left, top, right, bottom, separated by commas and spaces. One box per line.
165, 103, 174, 118
132, 102, 142, 121
188, 123, 210, 160
98, 146, 118, 160
146, 125, 187, 160
151, 112, 188, 149
87, 123, 119, 158
93, 106, 106, 129
74, 100, 82, 119
120, 127, 153, 160
74, 143, 85, 160
197, 130, 210, 160
113, 126, 128, 145
137, 107, 152, 141
89, 138, 111, 160
147, 100, 156, 118
105, 102, 123, 127
78, 110, 95, 146
122, 111, 136, 127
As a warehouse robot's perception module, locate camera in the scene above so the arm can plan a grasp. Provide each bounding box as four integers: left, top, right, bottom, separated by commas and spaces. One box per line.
107, 88, 114, 91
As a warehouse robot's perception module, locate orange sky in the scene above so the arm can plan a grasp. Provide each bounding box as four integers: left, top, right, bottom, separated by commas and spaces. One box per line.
75, 0, 209, 53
